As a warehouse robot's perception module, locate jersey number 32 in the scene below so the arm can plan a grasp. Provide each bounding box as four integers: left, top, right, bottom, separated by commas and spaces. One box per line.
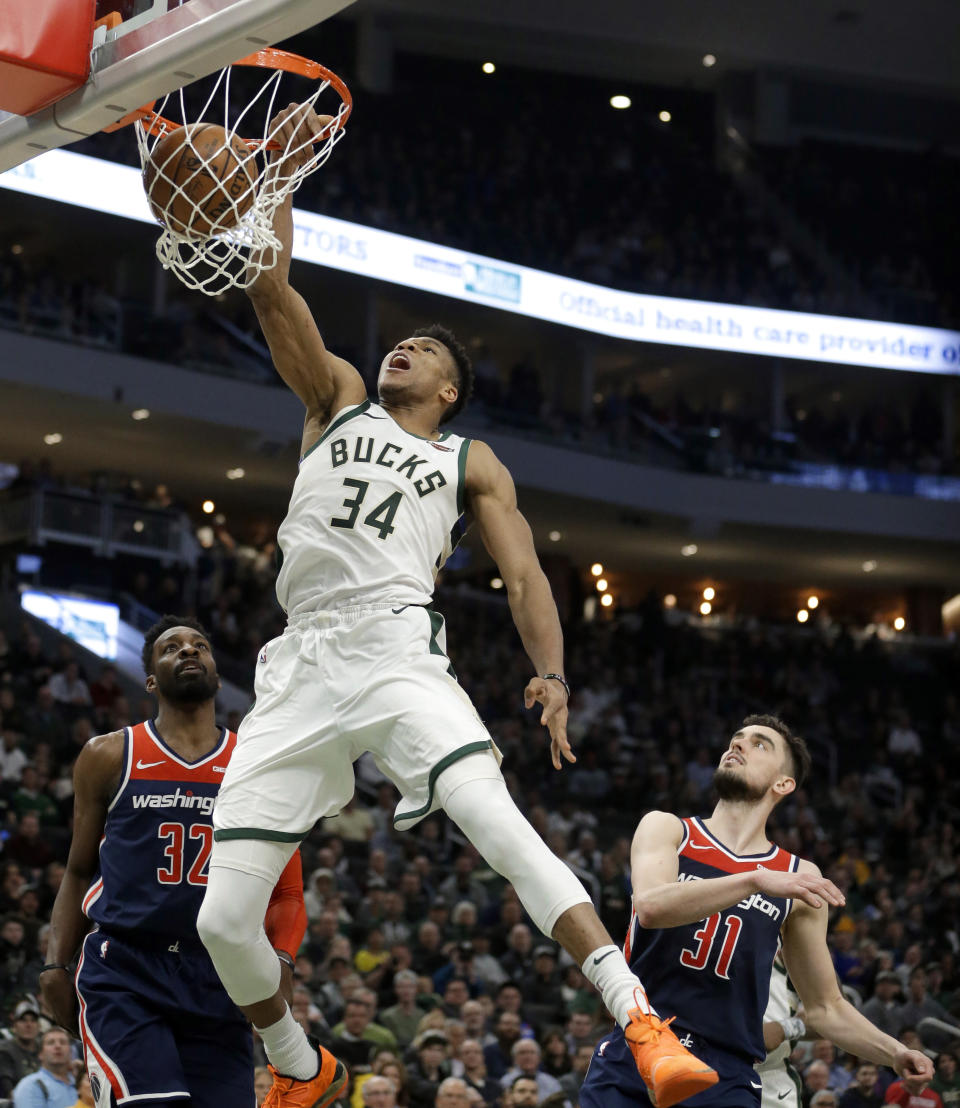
157, 822, 213, 886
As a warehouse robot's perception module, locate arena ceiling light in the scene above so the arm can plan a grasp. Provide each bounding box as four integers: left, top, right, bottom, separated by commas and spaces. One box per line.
702, 54, 717, 67
133, 520, 144, 533
610, 95, 631, 110
226, 467, 245, 480
894, 616, 906, 631
43, 432, 62, 445
862, 560, 878, 573
703, 586, 715, 601
590, 563, 603, 576
600, 594, 614, 608
659, 110, 672, 123
596, 578, 608, 592
681, 544, 698, 557
797, 609, 809, 623
481, 62, 496, 75
131, 408, 150, 420
490, 577, 504, 589
663, 594, 677, 609
699, 600, 712, 615
548, 530, 561, 542
807, 595, 819, 609
202, 499, 215, 514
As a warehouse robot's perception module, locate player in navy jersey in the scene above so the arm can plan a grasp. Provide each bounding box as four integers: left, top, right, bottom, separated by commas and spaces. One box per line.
581, 713, 934, 1108
39, 616, 316, 1108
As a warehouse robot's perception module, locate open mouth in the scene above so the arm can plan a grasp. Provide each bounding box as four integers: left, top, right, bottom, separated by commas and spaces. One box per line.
388, 351, 411, 370
723, 753, 744, 766
177, 662, 203, 675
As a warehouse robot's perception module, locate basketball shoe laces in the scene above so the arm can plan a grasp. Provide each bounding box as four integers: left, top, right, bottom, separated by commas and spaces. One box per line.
262, 1041, 346, 1108
624, 987, 719, 1108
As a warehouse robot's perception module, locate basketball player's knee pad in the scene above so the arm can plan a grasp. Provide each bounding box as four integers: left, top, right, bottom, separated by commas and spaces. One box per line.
197, 858, 282, 1007
437, 768, 590, 936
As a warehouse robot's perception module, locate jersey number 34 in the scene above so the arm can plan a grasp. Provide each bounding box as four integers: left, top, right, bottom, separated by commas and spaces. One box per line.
331, 478, 404, 540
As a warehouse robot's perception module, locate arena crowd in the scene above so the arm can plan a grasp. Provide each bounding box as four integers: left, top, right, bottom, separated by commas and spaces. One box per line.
0, 575, 958, 1105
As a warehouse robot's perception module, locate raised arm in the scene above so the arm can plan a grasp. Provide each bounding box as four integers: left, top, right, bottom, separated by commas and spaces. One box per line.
40, 732, 124, 1034
782, 861, 932, 1089
630, 813, 844, 929
247, 104, 366, 453
465, 439, 571, 769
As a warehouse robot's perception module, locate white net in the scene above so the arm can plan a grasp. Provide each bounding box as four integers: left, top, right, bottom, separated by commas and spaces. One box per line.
135, 53, 349, 296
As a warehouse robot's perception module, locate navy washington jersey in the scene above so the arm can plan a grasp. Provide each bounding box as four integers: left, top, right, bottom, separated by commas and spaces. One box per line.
83, 720, 235, 940
624, 816, 799, 1062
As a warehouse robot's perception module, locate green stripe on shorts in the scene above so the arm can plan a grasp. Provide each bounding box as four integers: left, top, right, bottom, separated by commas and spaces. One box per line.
214, 827, 307, 843
427, 608, 456, 679
393, 739, 493, 827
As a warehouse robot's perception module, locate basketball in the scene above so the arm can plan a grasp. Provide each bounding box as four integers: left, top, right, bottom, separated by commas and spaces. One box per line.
142, 122, 256, 238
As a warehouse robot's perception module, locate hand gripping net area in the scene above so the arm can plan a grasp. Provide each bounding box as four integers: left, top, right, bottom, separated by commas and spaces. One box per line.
134, 51, 351, 296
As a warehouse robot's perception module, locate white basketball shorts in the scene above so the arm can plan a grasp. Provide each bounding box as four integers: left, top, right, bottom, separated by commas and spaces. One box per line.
757, 1062, 802, 1108
213, 603, 501, 842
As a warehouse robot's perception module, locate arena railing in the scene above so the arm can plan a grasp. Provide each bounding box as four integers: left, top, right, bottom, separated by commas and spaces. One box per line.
0, 488, 195, 565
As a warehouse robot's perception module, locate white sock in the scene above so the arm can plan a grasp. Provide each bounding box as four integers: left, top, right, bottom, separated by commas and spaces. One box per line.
256, 1007, 319, 1080
581, 944, 658, 1029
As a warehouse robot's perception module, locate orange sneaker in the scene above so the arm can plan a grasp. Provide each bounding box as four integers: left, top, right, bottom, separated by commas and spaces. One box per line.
262, 1042, 347, 1108
624, 991, 719, 1108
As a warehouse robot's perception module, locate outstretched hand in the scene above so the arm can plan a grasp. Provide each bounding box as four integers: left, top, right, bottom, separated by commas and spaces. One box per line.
895, 1048, 934, 1092
524, 677, 574, 770
267, 102, 336, 179
755, 868, 846, 910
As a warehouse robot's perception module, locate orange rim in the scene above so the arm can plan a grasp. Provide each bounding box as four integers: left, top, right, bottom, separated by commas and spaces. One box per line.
115, 48, 351, 147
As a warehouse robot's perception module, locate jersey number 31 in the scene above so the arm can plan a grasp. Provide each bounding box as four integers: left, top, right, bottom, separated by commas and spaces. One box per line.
679, 913, 743, 979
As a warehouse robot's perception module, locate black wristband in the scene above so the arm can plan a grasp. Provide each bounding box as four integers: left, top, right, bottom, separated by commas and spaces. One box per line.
542, 673, 570, 699
40, 963, 71, 974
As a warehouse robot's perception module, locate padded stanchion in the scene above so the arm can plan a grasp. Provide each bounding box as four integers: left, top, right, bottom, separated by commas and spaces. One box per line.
0, 0, 96, 115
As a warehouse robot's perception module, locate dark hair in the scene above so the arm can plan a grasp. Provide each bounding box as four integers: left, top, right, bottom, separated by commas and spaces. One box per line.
412, 324, 473, 424
741, 714, 810, 787
141, 615, 211, 677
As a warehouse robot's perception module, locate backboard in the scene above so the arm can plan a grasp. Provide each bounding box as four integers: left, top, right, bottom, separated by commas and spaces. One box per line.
0, 0, 356, 173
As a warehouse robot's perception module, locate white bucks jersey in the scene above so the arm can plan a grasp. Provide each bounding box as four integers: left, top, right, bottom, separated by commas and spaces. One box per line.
276, 400, 470, 616
756, 954, 798, 1071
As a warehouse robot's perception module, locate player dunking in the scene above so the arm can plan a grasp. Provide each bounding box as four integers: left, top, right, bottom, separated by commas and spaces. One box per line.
195, 104, 717, 1108
579, 714, 934, 1108
40, 617, 310, 1108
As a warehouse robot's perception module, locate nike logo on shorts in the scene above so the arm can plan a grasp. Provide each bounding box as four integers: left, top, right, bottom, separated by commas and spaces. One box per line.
778, 1092, 791, 1100
593, 950, 616, 966
136, 759, 166, 769
750, 1081, 763, 1090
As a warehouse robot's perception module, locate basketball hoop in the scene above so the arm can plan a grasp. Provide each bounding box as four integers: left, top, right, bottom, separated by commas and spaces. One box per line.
126, 49, 351, 296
